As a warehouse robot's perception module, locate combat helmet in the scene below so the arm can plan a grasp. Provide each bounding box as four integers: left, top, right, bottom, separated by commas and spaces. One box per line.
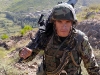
50, 3, 77, 24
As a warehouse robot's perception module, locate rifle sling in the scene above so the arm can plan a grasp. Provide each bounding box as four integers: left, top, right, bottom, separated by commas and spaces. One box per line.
69, 52, 80, 67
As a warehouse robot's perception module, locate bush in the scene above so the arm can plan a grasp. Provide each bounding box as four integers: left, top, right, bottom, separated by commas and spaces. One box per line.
20, 25, 32, 36
23, 25, 33, 31
20, 29, 26, 36
1, 34, 9, 40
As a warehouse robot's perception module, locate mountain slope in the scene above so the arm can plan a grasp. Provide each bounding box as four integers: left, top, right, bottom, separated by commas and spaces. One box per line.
7, 0, 67, 12
0, 0, 22, 11
0, 0, 100, 12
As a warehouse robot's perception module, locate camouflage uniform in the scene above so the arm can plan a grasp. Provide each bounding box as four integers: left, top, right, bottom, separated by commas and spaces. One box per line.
43, 29, 100, 75
27, 3, 100, 75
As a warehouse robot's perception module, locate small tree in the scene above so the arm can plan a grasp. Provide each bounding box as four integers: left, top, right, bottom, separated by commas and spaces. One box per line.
1, 34, 9, 40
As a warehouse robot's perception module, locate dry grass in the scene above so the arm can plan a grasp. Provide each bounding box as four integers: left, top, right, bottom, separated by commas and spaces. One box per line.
77, 4, 100, 22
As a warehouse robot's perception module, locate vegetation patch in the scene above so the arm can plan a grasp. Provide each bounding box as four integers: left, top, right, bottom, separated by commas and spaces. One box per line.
20, 25, 33, 36
1, 34, 9, 40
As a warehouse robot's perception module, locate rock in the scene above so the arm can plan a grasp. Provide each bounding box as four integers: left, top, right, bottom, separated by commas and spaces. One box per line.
0, 30, 36, 50
76, 19, 100, 49
0, 40, 15, 50
4, 40, 15, 50
85, 11, 96, 19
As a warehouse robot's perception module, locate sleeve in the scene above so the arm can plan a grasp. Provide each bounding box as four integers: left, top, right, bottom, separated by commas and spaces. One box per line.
25, 40, 39, 55
80, 35, 100, 75
26, 40, 38, 50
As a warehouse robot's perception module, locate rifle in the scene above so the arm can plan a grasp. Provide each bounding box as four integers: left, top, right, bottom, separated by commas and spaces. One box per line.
18, 14, 46, 63
18, 0, 78, 63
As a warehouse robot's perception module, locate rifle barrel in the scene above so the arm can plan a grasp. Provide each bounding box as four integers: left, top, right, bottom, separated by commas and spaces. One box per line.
38, 14, 44, 24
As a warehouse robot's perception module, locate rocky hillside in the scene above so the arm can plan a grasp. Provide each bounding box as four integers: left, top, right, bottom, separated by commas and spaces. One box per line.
77, 19, 100, 49
0, 30, 36, 50
0, 0, 100, 38
0, 0, 100, 12
0, 1, 100, 75
76, 7, 100, 49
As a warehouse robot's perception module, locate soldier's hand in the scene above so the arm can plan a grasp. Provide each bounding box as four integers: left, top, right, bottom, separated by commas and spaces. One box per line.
19, 47, 32, 59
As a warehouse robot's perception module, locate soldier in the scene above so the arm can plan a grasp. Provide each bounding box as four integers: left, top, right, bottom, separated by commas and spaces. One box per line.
19, 3, 100, 75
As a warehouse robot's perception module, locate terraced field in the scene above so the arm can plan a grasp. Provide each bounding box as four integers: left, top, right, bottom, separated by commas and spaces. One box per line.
0, 13, 21, 37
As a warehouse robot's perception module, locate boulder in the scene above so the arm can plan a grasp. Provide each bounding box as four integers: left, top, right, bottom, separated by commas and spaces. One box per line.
76, 19, 100, 49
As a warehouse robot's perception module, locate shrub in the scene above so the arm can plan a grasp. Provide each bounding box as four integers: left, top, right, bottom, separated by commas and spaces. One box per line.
23, 25, 33, 31
20, 29, 26, 36
20, 25, 32, 36
1, 34, 9, 40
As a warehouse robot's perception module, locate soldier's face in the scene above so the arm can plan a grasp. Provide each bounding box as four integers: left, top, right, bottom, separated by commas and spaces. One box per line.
55, 20, 72, 37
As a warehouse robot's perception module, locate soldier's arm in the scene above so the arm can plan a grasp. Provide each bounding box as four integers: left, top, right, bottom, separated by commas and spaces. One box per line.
26, 34, 49, 51
80, 35, 100, 75
26, 40, 39, 54
26, 40, 39, 50
19, 32, 48, 60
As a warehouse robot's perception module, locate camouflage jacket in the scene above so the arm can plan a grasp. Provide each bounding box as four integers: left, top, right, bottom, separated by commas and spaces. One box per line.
27, 29, 100, 75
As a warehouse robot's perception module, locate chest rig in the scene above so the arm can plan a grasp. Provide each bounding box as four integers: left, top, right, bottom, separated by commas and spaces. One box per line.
43, 29, 81, 75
